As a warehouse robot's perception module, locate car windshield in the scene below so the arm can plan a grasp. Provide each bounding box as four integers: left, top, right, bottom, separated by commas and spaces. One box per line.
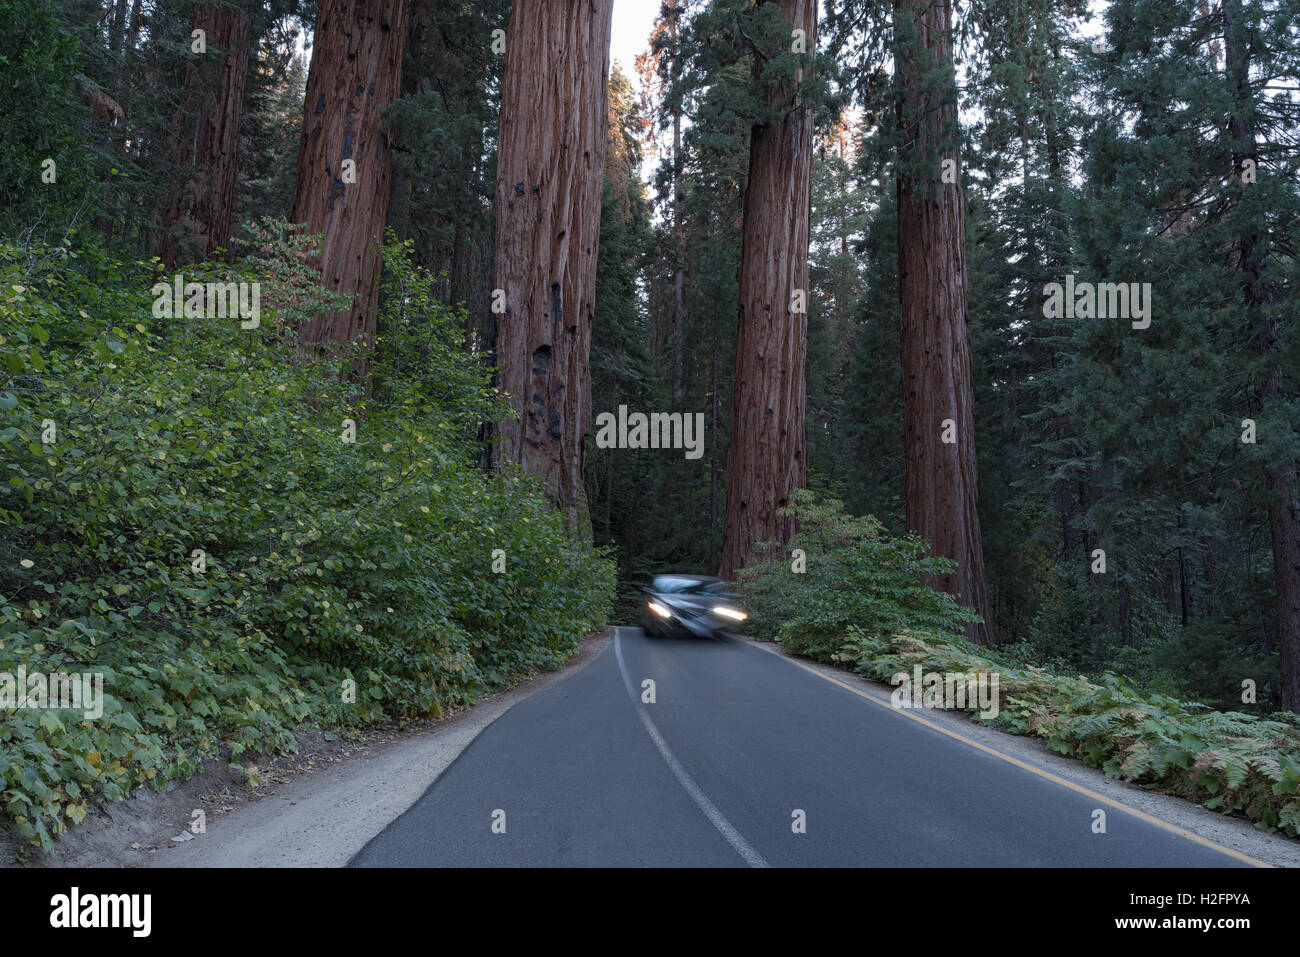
653, 576, 716, 594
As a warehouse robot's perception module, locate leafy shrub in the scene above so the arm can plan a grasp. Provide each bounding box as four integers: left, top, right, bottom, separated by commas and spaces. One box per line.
740, 489, 981, 657
0, 228, 613, 849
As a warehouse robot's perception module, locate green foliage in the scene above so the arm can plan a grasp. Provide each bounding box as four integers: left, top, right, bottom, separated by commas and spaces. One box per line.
672, 0, 842, 133
0, 0, 88, 233
0, 229, 613, 849
833, 187, 905, 531
242, 48, 309, 224
371, 232, 505, 444
382, 0, 508, 331
813, 0, 1299, 714
740, 489, 981, 658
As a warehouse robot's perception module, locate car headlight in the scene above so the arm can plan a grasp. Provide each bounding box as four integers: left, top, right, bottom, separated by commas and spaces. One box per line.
648, 601, 673, 619
712, 606, 747, 621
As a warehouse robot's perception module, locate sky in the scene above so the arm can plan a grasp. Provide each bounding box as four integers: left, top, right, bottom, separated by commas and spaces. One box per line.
610, 0, 660, 86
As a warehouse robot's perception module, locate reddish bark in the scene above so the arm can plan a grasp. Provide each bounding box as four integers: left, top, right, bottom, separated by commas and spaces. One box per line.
894, 0, 993, 644
290, 0, 407, 346
490, 0, 615, 534
158, 5, 251, 269
719, 0, 817, 581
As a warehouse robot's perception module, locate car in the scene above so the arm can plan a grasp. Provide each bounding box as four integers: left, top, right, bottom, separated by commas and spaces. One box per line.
638, 574, 748, 639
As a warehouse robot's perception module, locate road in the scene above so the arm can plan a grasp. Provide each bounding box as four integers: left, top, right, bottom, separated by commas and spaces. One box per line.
350, 627, 1255, 867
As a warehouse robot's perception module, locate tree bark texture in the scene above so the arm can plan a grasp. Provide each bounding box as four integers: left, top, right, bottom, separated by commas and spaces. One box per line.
291, 0, 407, 345
719, 0, 816, 581
490, 0, 614, 534
158, 5, 251, 269
894, 0, 994, 644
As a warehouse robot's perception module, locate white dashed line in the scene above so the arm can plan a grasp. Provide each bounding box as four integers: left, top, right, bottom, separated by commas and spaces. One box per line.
613, 628, 769, 868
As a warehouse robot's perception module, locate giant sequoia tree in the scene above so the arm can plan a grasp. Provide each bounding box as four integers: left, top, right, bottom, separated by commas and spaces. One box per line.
290, 0, 407, 345
490, 0, 615, 533
893, 0, 993, 643
158, 3, 252, 268
719, 0, 817, 580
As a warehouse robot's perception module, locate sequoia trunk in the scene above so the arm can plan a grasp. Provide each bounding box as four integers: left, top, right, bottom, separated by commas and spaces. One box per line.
719, 0, 816, 580
290, 0, 407, 346
489, 0, 614, 534
894, 0, 993, 643
158, 5, 251, 269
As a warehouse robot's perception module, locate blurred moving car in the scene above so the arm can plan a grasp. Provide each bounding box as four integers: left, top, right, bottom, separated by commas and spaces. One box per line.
639, 574, 748, 639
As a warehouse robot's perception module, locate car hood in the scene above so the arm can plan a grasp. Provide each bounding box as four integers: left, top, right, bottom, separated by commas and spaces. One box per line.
651, 592, 743, 615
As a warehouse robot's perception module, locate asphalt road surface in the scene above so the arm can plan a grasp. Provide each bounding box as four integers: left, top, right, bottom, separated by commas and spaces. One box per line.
350, 627, 1253, 867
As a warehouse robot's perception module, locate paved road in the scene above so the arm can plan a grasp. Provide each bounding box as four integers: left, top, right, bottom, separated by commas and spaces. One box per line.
350, 627, 1252, 867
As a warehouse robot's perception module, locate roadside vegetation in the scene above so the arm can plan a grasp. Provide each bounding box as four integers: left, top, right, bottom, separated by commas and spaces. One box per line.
0, 228, 615, 849
743, 492, 1300, 838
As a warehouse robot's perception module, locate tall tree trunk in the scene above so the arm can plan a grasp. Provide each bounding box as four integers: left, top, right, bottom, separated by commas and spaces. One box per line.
1224, 0, 1300, 710
894, 0, 993, 644
1119, 577, 1134, 647
719, 0, 816, 581
1265, 475, 1300, 710
291, 0, 407, 346
489, 0, 614, 534
117, 0, 143, 141
671, 108, 686, 407
605, 446, 614, 540
384, 0, 427, 242
157, 5, 251, 269
1179, 546, 1190, 627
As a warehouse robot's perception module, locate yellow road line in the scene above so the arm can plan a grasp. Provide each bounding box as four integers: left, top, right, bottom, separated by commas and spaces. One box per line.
743, 639, 1272, 868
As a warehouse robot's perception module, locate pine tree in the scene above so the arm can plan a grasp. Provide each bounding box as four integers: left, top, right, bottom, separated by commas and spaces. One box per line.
1065, 0, 1300, 708
963, 0, 1083, 640
385, 0, 508, 340
588, 65, 654, 549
